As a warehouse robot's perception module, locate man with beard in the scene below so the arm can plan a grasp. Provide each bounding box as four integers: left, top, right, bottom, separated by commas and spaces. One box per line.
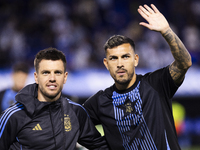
0, 48, 109, 150
83, 4, 192, 150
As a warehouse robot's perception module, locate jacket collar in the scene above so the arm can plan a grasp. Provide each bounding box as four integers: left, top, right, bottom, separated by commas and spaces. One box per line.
15, 83, 62, 116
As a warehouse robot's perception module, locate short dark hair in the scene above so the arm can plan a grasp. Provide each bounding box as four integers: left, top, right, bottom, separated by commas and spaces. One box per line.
104, 35, 135, 53
13, 62, 30, 74
34, 47, 67, 72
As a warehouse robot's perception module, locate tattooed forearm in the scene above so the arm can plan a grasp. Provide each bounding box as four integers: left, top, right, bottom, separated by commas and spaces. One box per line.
169, 62, 186, 85
162, 28, 192, 68
162, 29, 174, 43
162, 28, 192, 84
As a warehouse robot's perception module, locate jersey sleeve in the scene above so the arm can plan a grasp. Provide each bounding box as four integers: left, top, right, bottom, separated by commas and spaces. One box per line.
145, 66, 181, 99
83, 91, 103, 125
76, 105, 109, 150
0, 103, 23, 150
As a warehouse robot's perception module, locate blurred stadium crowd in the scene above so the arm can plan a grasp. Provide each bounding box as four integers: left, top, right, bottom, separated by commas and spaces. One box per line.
0, 0, 200, 71
1, 0, 200, 149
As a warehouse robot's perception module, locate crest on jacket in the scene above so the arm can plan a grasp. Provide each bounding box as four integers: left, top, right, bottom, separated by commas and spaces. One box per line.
64, 114, 72, 132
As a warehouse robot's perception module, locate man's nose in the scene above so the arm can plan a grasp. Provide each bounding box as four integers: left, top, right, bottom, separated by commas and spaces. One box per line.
49, 73, 56, 81
117, 58, 124, 68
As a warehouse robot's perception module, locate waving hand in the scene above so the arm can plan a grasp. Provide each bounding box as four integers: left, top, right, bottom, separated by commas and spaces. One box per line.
138, 4, 192, 85
138, 4, 170, 34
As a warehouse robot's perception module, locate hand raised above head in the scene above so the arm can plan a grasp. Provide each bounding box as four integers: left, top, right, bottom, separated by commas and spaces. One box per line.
137, 4, 170, 34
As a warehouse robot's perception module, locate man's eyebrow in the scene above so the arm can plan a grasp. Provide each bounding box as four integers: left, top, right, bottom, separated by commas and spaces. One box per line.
108, 53, 131, 57
109, 55, 118, 58
122, 53, 131, 56
40, 69, 63, 72
41, 70, 50, 72
55, 70, 63, 73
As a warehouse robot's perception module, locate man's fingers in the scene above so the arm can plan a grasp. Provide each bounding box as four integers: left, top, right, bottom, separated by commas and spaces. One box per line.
138, 8, 149, 21
144, 4, 155, 14
139, 4, 160, 15
150, 4, 160, 13
138, 5, 151, 17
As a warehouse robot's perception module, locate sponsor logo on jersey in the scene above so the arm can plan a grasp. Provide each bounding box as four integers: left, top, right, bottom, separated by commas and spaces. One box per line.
32, 123, 42, 130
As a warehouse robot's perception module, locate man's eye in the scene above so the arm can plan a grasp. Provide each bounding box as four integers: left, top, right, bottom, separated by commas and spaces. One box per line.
123, 56, 129, 59
55, 71, 62, 74
42, 72, 49, 75
110, 57, 117, 60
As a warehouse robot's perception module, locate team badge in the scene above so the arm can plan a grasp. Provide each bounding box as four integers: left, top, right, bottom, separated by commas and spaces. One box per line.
64, 114, 72, 132
116, 98, 136, 116
125, 103, 133, 113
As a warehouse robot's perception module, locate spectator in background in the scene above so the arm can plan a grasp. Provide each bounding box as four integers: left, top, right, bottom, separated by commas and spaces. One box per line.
0, 0, 199, 69
0, 62, 30, 112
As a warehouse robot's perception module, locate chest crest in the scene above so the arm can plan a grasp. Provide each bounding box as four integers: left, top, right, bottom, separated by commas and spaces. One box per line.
64, 114, 72, 132
125, 103, 133, 113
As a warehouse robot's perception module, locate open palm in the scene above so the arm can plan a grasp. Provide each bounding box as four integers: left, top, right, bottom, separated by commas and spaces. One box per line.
138, 4, 170, 34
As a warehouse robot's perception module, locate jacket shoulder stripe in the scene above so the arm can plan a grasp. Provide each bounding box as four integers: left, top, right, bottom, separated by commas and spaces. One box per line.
68, 99, 86, 110
0, 103, 24, 137
68, 99, 89, 117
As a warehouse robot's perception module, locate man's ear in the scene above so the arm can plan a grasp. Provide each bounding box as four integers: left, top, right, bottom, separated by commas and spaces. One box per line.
134, 54, 139, 67
63, 72, 68, 84
34, 72, 38, 84
103, 58, 109, 70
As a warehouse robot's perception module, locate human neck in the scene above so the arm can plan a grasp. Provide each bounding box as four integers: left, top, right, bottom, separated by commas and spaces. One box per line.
37, 92, 61, 102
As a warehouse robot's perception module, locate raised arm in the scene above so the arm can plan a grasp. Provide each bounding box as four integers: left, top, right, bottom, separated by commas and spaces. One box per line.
138, 4, 192, 85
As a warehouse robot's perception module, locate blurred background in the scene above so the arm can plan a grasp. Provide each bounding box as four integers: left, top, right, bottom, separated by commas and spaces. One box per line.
0, 0, 200, 149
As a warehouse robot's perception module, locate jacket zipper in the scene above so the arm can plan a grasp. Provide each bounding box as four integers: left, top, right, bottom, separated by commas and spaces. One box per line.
61, 99, 66, 150
49, 105, 57, 149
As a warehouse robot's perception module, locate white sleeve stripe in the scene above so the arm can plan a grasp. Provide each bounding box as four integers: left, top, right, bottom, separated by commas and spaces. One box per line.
0, 103, 24, 137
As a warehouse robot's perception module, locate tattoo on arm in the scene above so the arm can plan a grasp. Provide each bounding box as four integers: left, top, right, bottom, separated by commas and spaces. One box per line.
169, 62, 186, 85
162, 29, 192, 84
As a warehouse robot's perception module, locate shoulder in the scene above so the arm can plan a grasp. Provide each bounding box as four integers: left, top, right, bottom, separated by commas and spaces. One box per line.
144, 66, 169, 76
1, 102, 25, 118
83, 90, 106, 109
83, 87, 115, 115
139, 66, 178, 96
135, 66, 170, 90
140, 66, 170, 83
0, 102, 25, 129
86, 85, 114, 102
62, 97, 89, 116
89, 90, 104, 100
